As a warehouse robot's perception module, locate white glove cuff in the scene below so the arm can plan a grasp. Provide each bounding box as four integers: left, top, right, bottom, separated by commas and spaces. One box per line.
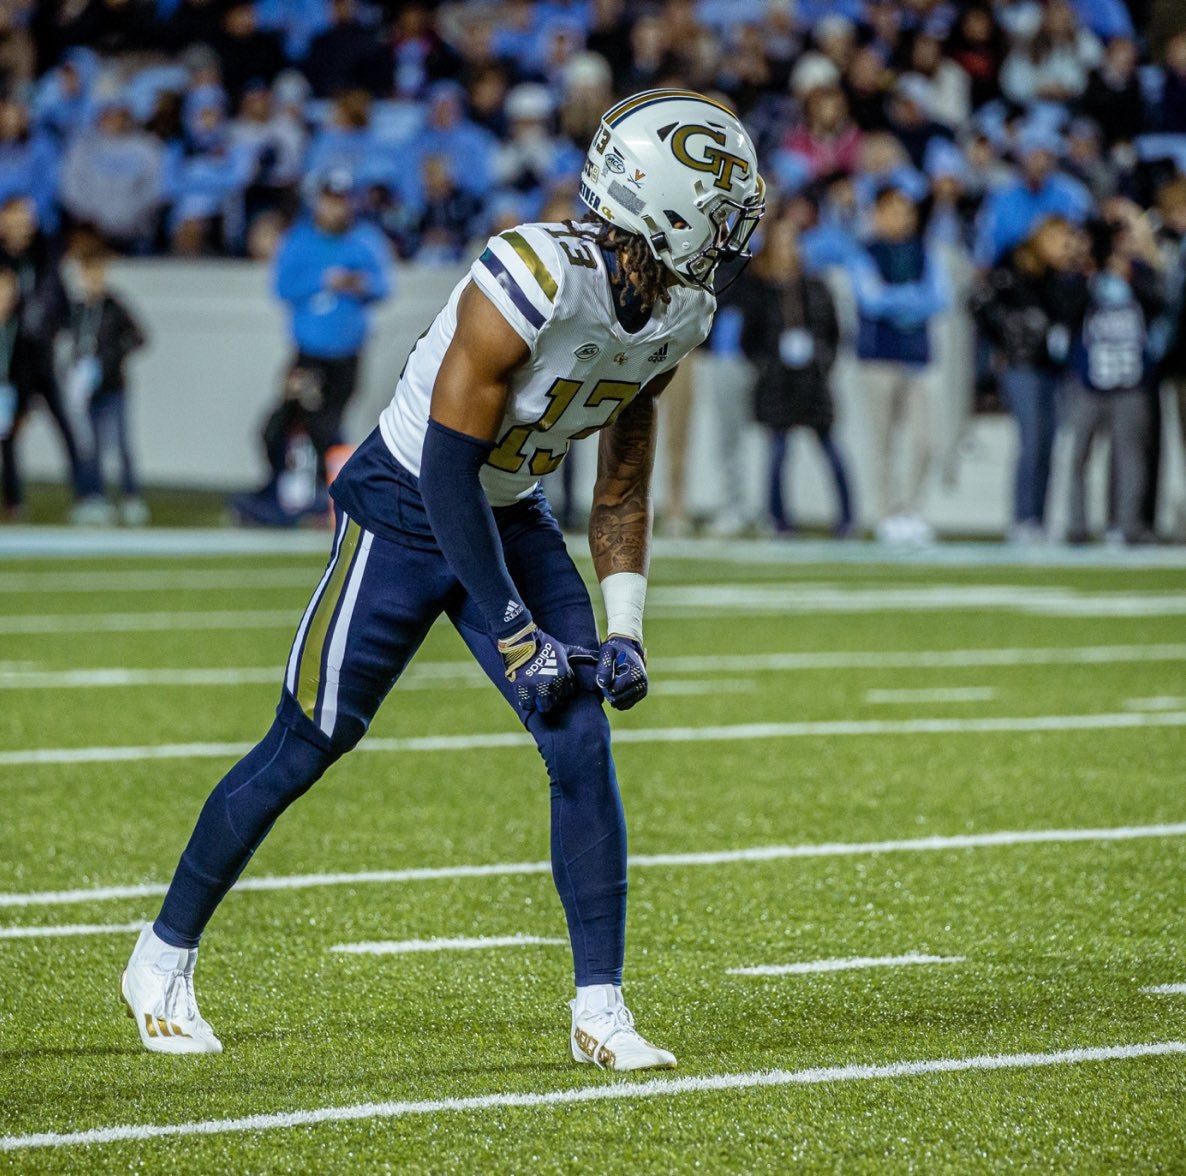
600, 572, 647, 643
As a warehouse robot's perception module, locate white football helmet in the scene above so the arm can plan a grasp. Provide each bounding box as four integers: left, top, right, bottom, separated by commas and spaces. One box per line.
578, 89, 765, 290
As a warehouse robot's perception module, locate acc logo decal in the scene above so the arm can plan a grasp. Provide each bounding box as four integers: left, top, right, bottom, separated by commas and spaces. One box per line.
574, 342, 600, 361
605, 148, 626, 174
670, 124, 749, 192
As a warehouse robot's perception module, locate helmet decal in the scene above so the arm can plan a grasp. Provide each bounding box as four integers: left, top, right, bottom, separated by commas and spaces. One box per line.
669, 125, 751, 192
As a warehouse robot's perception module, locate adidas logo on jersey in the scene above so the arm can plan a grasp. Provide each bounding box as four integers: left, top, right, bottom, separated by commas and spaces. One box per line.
503, 600, 523, 624
646, 343, 669, 364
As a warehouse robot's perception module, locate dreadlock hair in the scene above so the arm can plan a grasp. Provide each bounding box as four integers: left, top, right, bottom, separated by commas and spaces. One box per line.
575, 213, 672, 312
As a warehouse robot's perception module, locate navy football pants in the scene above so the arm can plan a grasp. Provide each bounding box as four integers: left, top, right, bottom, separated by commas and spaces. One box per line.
155, 478, 627, 986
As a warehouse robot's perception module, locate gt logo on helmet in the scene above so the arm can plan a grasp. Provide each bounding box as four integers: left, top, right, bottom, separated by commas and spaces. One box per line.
670, 124, 750, 192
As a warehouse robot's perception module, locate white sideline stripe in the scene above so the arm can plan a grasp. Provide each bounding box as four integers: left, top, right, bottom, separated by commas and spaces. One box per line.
1, 643, 1182, 691
0, 921, 142, 940
866, 687, 997, 705
331, 935, 567, 955
4, 709, 1186, 769
3, 820, 1185, 910
729, 953, 965, 976
3, 1041, 1183, 1152
1141, 984, 1186, 995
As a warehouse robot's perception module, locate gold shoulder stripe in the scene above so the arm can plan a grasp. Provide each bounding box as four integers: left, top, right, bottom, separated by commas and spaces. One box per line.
500, 231, 558, 303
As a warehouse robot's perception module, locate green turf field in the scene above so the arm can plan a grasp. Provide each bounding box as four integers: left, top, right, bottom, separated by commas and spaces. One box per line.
1, 534, 1185, 1172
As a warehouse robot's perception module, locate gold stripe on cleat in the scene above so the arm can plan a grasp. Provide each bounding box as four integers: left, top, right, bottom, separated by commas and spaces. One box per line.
171, 1022, 190, 1038
144, 1013, 158, 1038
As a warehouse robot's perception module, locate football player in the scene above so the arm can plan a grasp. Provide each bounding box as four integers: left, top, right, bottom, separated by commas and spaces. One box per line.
122, 90, 764, 1071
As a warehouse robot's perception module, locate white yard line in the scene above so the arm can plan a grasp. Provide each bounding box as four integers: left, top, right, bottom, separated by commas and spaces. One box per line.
331, 935, 566, 955
0, 643, 1181, 691
1141, 984, 1186, 995
865, 688, 997, 705
728, 953, 965, 976
7, 584, 1186, 634
647, 583, 1186, 618
4, 709, 1185, 769
0, 921, 143, 940
3, 821, 1184, 910
1124, 697, 1186, 712
0, 610, 296, 635
0, 568, 318, 594
3, 1041, 1183, 1152
652, 679, 756, 695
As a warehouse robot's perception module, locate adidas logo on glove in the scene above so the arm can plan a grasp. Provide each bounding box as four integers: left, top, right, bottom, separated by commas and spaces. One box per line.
503, 600, 523, 624
527, 643, 559, 678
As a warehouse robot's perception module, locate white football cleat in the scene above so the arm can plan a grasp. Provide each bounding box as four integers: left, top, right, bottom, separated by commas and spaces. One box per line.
121, 924, 222, 1054
569, 985, 676, 1072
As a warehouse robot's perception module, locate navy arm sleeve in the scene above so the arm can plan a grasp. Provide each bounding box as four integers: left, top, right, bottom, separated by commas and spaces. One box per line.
419, 417, 532, 641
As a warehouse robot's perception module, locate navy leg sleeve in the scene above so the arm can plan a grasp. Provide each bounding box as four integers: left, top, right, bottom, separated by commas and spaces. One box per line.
451, 489, 628, 986
155, 718, 334, 948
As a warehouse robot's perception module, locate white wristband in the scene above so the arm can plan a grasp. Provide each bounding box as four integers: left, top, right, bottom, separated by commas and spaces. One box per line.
600, 572, 647, 642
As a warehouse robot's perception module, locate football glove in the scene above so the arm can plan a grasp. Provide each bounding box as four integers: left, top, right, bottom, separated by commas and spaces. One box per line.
596, 635, 648, 711
498, 623, 577, 716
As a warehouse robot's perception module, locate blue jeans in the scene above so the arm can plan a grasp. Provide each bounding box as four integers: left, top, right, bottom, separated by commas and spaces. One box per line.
1001, 367, 1060, 526
88, 392, 138, 497
768, 427, 853, 532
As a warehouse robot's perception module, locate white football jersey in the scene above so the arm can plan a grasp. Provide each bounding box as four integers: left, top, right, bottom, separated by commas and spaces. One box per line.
378, 222, 715, 507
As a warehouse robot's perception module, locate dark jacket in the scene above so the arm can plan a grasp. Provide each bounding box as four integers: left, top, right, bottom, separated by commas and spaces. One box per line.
969, 260, 1088, 371
2, 232, 68, 353
68, 293, 146, 398
737, 272, 839, 432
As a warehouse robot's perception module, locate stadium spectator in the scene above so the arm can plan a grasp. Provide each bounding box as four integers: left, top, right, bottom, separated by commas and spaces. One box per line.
904, 31, 971, 129
389, 1, 462, 101
1081, 36, 1145, 149
228, 80, 307, 222
945, 5, 1008, 111
0, 194, 85, 519
974, 126, 1092, 266
60, 94, 165, 254
1158, 32, 1186, 134
400, 82, 495, 210
884, 74, 952, 170
971, 216, 1086, 541
213, 0, 287, 103
999, 0, 1101, 105
784, 73, 863, 180
1065, 216, 1162, 543
849, 181, 949, 543
738, 213, 853, 537
65, 229, 149, 525
0, 96, 59, 234
409, 155, 481, 264
270, 169, 392, 483
304, 89, 377, 190
304, 0, 387, 99
1154, 178, 1186, 535
0, 265, 20, 519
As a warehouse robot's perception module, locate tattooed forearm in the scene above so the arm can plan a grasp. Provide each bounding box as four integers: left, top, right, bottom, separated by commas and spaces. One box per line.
589, 390, 657, 580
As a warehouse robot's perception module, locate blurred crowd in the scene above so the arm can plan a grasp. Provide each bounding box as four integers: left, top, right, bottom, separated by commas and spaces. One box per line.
1, 0, 1186, 542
